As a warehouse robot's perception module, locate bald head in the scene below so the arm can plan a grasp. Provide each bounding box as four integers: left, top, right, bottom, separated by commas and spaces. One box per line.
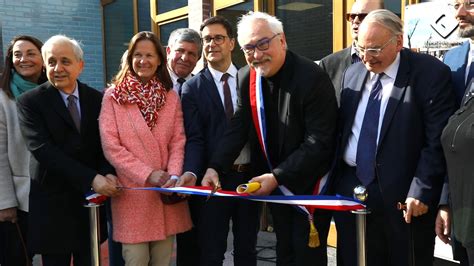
349, 0, 384, 40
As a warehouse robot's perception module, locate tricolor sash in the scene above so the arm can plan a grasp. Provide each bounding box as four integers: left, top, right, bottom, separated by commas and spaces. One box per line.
249, 68, 329, 247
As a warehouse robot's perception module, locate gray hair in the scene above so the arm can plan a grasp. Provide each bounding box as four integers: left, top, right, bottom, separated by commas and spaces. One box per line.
361, 9, 403, 36
42, 35, 84, 62
167, 28, 202, 58
237, 11, 284, 47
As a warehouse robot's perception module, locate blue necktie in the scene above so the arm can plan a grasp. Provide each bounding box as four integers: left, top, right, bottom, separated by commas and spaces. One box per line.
356, 73, 384, 186
177, 78, 186, 97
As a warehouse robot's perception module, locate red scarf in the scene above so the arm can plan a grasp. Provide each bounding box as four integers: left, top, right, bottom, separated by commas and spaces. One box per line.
111, 72, 167, 129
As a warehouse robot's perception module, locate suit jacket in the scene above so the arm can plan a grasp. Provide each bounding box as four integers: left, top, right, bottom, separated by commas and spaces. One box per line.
337, 49, 456, 212
181, 67, 233, 180
443, 41, 470, 106
209, 51, 338, 195
17, 81, 113, 253
319, 47, 352, 105
0, 90, 30, 212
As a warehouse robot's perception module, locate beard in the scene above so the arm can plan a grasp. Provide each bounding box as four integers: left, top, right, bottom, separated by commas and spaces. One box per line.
459, 21, 474, 38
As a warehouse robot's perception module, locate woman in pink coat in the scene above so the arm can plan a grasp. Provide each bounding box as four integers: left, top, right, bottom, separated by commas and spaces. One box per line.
99, 31, 193, 265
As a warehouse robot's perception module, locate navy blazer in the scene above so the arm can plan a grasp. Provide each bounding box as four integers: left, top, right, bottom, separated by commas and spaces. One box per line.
338, 48, 456, 211
181, 67, 231, 180
443, 41, 470, 106
17, 81, 112, 253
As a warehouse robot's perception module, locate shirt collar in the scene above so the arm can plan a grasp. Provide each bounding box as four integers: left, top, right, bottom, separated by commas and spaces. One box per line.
208, 64, 238, 82
58, 82, 80, 101
369, 52, 400, 81
168, 67, 192, 84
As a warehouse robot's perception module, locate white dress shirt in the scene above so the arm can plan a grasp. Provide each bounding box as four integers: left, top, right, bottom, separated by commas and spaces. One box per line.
207, 64, 250, 165
343, 53, 401, 166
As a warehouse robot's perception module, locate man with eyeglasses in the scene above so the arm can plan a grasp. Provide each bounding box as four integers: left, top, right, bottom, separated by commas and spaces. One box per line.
319, 0, 383, 104
435, 1, 474, 265
179, 16, 259, 266
202, 11, 337, 265
334, 9, 456, 266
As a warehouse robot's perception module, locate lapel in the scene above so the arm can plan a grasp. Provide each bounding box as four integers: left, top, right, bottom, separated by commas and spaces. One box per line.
343, 47, 353, 67
277, 54, 293, 156
452, 41, 469, 86
341, 64, 369, 147
43, 82, 78, 131
378, 49, 410, 146
77, 81, 89, 133
124, 102, 163, 164
202, 68, 226, 116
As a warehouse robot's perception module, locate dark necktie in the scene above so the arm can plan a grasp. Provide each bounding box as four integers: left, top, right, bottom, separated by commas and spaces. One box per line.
221, 73, 234, 121
67, 95, 81, 132
177, 78, 186, 97
356, 73, 384, 186
352, 52, 361, 64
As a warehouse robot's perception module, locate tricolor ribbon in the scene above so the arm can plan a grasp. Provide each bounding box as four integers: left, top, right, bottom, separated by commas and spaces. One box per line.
85, 192, 108, 206
249, 68, 332, 247
119, 186, 365, 211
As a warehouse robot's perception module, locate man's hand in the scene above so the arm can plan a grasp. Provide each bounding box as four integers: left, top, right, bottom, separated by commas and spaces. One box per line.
176, 172, 197, 187
0, 207, 17, 223
435, 205, 451, 244
147, 170, 170, 187
92, 174, 122, 197
248, 173, 278, 196
202, 168, 220, 188
404, 197, 429, 223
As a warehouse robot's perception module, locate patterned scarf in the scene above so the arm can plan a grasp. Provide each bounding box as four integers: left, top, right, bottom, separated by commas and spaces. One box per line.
111, 72, 167, 129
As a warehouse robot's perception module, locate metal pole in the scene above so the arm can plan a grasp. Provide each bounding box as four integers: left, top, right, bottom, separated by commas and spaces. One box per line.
85, 203, 102, 266
351, 186, 370, 266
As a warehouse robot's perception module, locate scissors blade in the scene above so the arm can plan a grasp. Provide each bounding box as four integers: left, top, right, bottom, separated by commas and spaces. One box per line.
206, 181, 220, 202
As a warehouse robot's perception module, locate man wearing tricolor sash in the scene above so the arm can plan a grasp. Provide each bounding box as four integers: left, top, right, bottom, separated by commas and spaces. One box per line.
202, 11, 338, 265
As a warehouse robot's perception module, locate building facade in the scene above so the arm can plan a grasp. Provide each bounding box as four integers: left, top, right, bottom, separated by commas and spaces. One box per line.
0, 0, 428, 89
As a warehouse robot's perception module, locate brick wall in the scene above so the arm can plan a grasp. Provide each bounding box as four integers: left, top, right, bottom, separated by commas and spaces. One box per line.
0, 0, 106, 90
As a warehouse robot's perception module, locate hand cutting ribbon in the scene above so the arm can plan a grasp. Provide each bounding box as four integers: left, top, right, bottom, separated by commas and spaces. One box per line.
114, 185, 365, 211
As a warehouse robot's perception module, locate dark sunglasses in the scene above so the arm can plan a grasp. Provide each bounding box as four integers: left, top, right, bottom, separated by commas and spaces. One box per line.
346, 13, 368, 22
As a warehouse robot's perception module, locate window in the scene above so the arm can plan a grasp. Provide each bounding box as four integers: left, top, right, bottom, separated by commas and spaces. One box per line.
275, 0, 333, 61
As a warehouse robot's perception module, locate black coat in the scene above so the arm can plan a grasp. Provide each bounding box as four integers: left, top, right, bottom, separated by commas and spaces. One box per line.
17, 81, 113, 253
209, 51, 338, 195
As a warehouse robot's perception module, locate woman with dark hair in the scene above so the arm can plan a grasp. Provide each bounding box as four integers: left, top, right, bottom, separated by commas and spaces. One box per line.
0, 35, 46, 266
99, 31, 193, 265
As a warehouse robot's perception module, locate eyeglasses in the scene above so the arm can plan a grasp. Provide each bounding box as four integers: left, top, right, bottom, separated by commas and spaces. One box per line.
356, 36, 396, 57
346, 13, 368, 22
241, 33, 280, 55
450, 1, 474, 11
202, 35, 227, 45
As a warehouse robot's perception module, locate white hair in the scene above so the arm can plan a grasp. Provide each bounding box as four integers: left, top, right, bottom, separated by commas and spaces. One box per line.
42, 35, 84, 62
236, 11, 284, 47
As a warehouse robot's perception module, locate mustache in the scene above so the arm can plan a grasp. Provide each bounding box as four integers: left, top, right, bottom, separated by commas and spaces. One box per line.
250, 56, 272, 67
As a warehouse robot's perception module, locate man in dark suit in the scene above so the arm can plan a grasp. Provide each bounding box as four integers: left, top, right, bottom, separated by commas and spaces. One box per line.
319, 0, 383, 104
202, 11, 337, 265
436, 2, 474, 265
17, 35, 121, 266
166, 28, 202, 97
178, 16, 260, 266
334, 10, 456, 266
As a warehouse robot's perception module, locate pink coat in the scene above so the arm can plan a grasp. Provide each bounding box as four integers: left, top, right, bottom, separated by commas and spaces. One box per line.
99, 87, 192, 244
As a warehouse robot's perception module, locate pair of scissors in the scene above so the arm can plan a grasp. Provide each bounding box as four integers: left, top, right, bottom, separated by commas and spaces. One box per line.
206, 180, 221, 202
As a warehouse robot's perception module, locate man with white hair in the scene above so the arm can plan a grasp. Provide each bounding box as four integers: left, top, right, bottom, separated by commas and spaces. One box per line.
334, 10, 455, 265
202, 11, 338, 265
17, 35, 120, 265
